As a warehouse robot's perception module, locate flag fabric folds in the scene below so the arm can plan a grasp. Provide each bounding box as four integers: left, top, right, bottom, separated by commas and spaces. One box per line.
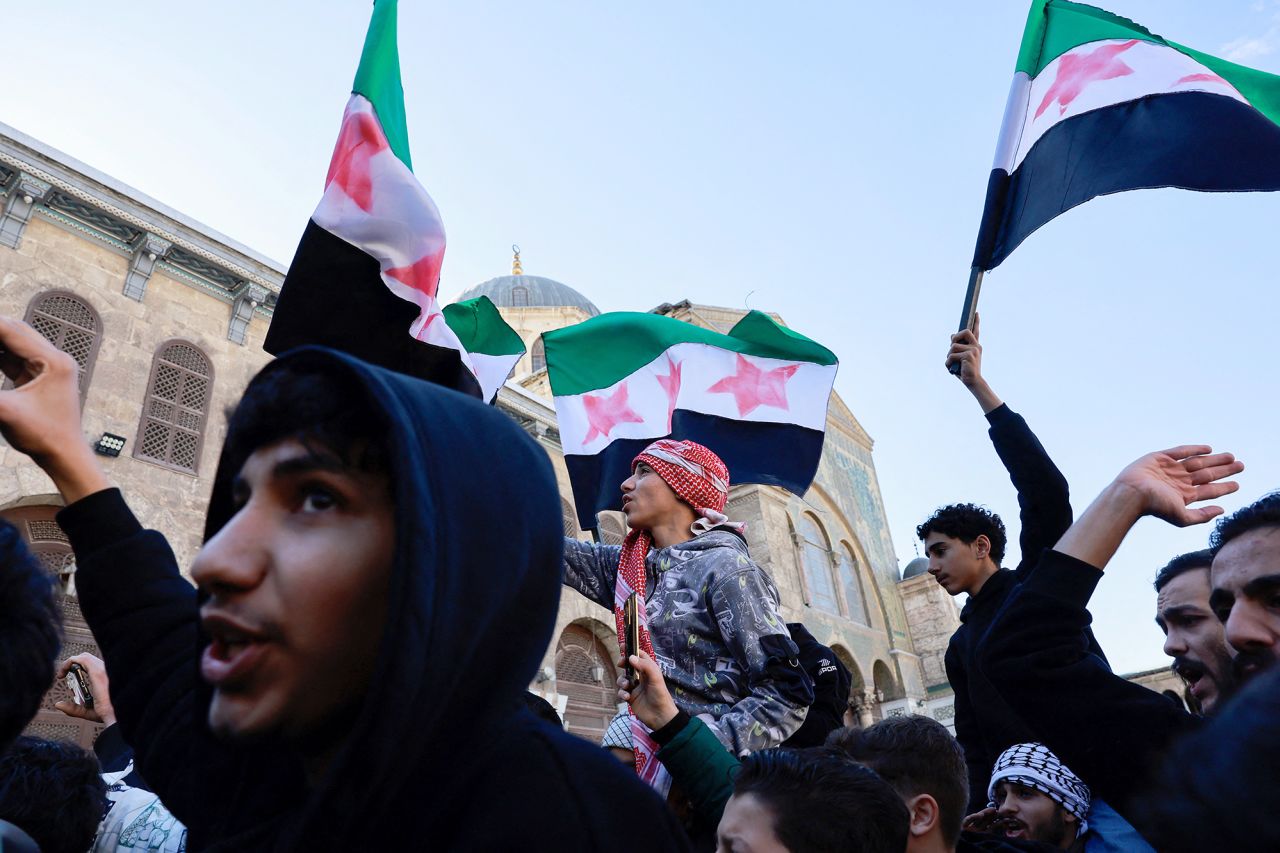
264, 0, 522, 401
973, 0, 1280, 271
544, 311, 838, 529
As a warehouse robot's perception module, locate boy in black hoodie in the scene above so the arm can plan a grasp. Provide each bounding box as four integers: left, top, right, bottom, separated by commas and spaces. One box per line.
0, 315, 689, 852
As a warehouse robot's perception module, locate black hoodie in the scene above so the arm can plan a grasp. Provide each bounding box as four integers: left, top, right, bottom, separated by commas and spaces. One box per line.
60, 347, 690, 851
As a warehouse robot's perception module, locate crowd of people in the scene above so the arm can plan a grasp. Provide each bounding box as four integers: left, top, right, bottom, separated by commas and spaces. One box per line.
0, 307, 1277, 852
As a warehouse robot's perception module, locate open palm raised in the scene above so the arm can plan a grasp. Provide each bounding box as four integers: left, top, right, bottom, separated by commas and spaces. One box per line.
1112, 445, 1244, 527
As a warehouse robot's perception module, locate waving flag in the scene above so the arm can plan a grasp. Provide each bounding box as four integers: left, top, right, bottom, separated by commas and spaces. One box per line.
264, 0, 521, 400
973, 0, 1280, 270
544, 311, 838, 529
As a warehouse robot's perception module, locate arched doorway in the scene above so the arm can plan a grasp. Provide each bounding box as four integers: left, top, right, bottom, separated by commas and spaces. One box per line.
555, 623, 620, 744
1, 503, 105, 748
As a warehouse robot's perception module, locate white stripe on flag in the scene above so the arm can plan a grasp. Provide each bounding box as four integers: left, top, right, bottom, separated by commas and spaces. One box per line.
554, 342, 836, 455
1010, 40, 1247, 172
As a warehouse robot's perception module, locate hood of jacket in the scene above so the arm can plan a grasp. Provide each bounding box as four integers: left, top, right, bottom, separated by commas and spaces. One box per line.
200, 347, 563, 848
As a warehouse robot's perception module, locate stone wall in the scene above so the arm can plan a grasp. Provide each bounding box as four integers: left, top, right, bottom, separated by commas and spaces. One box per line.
0, 215, 272, 571
897, 572, 960, 691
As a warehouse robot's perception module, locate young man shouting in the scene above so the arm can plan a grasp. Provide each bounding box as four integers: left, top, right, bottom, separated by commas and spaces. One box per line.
1153, 550, 1237, 713
0, 316, 688, 851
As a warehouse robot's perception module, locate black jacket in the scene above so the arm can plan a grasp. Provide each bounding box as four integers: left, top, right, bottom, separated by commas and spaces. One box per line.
780, 622, 850, 748
945, 404, 1080, 810
975, 549, 1198, 828
62, 347, 690, 852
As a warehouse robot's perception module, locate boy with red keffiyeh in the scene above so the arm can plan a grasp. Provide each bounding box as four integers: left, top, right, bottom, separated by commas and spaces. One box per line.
562, 439, 814, 791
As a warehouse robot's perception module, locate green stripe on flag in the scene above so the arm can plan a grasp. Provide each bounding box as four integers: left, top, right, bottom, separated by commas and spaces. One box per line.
1013, 1, 1280, 128
442, 296, 526, 357
544, 310, 837, 397
1177, 46, 1280, 128
1016, 0, 1162, 78
353, 0, 413, 171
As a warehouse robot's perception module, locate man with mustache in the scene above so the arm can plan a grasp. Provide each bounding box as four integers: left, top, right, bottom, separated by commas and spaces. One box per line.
974, 445, 1248, 834
1153, 550, 1237, 712
964, 743, 1092, 851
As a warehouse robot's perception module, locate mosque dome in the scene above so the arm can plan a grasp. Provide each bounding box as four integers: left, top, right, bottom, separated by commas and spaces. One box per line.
456, 246, 600, 317
901, 557, 931, 580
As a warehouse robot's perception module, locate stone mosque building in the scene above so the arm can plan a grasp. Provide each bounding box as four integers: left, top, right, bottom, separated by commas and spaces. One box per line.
0, 121, 1182, 750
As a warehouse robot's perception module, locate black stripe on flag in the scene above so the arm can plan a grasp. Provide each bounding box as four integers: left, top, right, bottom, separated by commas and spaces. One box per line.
977, 91, 1280, 270
265, 220, 482, 398
564, 409, 826, 530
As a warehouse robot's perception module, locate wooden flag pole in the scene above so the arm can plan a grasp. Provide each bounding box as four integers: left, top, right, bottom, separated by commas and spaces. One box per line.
947, 266, 984, 376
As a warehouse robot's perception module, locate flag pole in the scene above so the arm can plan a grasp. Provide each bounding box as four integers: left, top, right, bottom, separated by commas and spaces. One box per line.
947, 266, 984, 375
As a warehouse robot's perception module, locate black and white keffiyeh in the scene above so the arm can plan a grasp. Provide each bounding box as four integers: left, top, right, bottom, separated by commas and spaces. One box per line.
987, 742, 1091, 836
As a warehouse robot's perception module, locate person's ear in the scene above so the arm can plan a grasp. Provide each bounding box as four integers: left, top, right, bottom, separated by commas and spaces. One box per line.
907, 794, 939, 838
973, 534, 991, 560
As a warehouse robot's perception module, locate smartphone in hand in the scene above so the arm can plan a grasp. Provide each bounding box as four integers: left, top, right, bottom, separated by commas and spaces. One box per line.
65, 663, 94, 709
623, 593, 639, 683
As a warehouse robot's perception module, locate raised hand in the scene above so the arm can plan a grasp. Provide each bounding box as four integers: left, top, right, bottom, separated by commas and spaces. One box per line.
0, 316, 109, 502
1112, 445, 1243, 527
53, 652, 116, 726
944, 314, 1002, 413
616, 649, 679, 732
1056, 445, 1244, 571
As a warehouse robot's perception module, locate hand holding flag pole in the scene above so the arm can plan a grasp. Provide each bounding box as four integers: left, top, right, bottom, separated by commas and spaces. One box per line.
948, 266, 984, 376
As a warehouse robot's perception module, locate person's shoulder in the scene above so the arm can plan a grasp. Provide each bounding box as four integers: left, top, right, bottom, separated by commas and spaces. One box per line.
514, 716, 667, 804
510, 719, 689, 848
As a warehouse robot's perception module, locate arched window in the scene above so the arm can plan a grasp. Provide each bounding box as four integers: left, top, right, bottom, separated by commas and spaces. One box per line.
597, 511, 628, 546
511, 285, 530, 307
561, 498, 579, 536
23, 291, 101, 402
837, 543, 869, 625
800, 514, 839, 613
136, 341, 213, 474
555, 624, 620, 742
530, 338, 546, 373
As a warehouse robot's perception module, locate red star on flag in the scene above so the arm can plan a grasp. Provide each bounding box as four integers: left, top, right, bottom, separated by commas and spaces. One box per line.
655, 355, 683, 429
1036, 39, 1137, 119
325, 109, 389, 212
583, 381, 645, 444
385, 252, 444, 297
707, 354, 799, 417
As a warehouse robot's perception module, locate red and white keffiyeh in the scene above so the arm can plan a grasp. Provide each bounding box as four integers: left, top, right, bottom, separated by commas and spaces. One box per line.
614, 439, 737, 791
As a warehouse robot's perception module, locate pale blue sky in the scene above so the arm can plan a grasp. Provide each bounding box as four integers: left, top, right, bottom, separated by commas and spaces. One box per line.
7, 1, 1280, 674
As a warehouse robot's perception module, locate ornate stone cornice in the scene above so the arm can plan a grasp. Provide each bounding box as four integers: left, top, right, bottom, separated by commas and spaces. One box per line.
0, 127, 284, 304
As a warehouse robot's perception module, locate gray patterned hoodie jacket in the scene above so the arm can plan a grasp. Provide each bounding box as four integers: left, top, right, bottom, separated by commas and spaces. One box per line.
563, 529, 814, 756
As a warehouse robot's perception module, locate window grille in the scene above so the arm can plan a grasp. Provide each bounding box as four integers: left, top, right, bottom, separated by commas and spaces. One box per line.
26, 519, 69, 543
598, 512, 628, 546
136, 341, 213, 474
511, 285, 530, 307
23, 292, 101, 401
562, 498, 579, 536
556, 625, 620, 742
